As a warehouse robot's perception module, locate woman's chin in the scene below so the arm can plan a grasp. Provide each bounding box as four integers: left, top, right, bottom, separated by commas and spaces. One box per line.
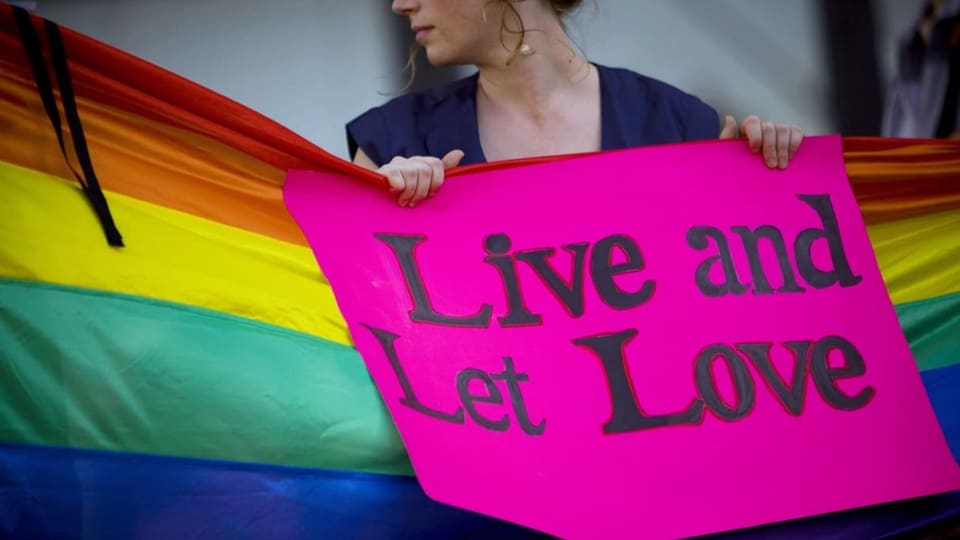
424, 47, 459, 67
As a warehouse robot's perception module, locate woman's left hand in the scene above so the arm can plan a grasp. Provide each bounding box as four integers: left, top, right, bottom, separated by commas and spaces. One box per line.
720, 115, 804, 170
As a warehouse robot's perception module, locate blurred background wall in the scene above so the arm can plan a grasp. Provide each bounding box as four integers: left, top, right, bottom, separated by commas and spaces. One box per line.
27, 0, 928, 159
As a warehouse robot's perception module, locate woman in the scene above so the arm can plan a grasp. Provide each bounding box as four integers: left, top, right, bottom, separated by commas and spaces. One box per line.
343, 3, 960, 537
348, 0, 804, 207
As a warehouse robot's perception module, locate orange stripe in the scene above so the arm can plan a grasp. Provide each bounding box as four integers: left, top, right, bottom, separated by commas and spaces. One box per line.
0, 69, 308, 246
843, 138, 960, 225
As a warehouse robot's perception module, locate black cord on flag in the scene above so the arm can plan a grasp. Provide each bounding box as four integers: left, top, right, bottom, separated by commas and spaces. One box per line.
12, 6, 124, 247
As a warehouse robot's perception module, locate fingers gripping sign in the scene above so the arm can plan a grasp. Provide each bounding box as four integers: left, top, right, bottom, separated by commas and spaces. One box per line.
380, 149, 465, 208
720, 114, 804, 170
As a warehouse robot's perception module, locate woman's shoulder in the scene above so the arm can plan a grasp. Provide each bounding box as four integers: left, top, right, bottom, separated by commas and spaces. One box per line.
595, 63, 720, 143
597, 64, 705, 106
346, 74, 479, 165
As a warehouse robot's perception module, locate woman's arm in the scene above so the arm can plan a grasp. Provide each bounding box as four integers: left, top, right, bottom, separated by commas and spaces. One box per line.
353, 147, 380, 170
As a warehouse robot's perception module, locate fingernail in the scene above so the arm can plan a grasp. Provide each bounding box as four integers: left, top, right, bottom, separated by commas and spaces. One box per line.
767, 158, 777, 167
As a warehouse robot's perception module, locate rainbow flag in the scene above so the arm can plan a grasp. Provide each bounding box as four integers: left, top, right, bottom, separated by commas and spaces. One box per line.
0, 5, 957, 538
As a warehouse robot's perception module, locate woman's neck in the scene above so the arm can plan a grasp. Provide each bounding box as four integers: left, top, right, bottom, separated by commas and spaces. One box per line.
474, 28, 593, 117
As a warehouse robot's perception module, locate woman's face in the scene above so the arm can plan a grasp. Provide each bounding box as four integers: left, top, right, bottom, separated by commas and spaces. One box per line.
391, 0, 498, 65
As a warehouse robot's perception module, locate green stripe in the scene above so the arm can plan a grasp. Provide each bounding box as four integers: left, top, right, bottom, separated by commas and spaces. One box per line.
0, 278, 954, 475
0, 278, 412, 476
897, 289, 960, 372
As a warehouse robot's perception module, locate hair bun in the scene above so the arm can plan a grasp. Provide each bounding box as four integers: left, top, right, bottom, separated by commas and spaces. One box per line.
551, 0, 586, 15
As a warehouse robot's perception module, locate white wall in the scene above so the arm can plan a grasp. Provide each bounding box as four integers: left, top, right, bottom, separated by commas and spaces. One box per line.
36, 1, 923, 159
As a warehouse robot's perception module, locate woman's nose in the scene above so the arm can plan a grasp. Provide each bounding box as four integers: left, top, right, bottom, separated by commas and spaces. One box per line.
391, 0, 419, 16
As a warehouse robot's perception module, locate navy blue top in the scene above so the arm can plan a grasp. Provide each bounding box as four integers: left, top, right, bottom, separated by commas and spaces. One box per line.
346, 64, 720, 166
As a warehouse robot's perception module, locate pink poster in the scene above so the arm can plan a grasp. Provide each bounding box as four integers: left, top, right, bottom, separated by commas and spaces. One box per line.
284, 136, 960, 539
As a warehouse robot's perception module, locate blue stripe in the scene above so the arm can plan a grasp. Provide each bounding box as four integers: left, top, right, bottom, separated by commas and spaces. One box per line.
0, 443, 957, 539
0, 443, 544, 540
922, 363, 960, 464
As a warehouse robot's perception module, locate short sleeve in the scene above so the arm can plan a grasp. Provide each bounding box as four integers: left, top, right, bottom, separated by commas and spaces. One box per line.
346, 107, 390, 166
682, 94, 721, 142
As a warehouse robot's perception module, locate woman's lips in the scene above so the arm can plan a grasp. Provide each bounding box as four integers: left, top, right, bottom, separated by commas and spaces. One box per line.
413, 26, 433, 41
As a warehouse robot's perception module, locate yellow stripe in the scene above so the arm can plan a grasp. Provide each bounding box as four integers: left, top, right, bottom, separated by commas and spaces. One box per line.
1, 158, 955, 343
869, 208, 960, 305
0, 160, 351, 346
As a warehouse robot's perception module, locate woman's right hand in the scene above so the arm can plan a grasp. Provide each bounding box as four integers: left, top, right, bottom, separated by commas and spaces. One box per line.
379, 149, 464, 207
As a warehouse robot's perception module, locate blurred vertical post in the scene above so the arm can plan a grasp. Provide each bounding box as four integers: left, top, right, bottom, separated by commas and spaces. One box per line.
820, 0, 884, 135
